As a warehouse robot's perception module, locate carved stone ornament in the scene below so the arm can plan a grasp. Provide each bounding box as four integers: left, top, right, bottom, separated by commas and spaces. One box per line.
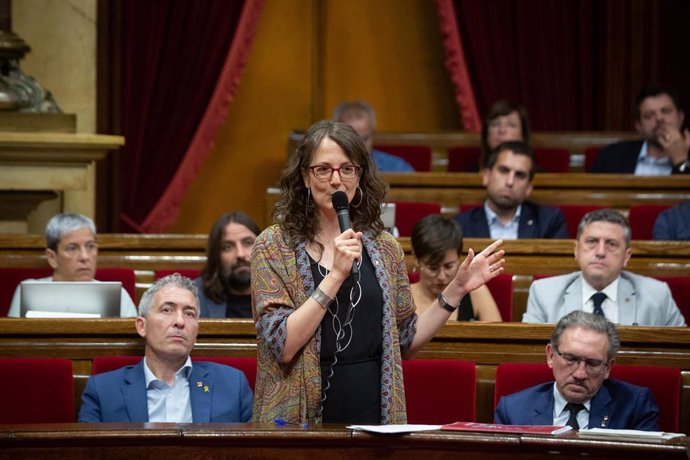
0, 30, 61, 112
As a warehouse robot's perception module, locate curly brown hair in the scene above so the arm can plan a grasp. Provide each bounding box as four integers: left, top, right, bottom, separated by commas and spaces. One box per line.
273, 120, 389, 246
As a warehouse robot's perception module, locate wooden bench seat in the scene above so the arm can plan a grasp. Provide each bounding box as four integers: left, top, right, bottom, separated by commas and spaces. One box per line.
0, 319, 688, 434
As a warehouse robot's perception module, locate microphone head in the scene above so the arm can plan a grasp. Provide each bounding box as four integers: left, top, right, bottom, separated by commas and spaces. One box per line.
331, 191, 349, 211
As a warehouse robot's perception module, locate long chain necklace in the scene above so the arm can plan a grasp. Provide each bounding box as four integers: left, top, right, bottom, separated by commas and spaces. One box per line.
316, 259, 362, 421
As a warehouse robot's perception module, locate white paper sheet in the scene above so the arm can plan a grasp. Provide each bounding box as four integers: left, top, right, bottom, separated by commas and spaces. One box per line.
347, 424, 442, 434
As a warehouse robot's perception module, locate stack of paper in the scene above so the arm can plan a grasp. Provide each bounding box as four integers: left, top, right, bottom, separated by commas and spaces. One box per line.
579, 428, 686, 441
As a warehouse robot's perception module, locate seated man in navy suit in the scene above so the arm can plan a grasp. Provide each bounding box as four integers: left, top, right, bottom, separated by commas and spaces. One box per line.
495, 310, 659, 431
454, 141, 567, 239
79, 273, 253, 423
593, 84, 690, 175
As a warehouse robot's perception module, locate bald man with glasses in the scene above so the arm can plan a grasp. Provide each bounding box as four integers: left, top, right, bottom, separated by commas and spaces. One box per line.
495, 310, 659, 431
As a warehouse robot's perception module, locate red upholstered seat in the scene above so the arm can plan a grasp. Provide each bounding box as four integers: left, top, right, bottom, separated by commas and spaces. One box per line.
447, 146, 482, 172
0, 358, 74, 423
402, 359, 476, 424
487, 273, 513, 321
95, 268, 137, 303
92, 355, 257, 390
628, 204, 672, 240
494, 362, 681, 432
393, 201, 442, 237
557, 204, 607, 239
533, 147, 571, 172
373, 144, 432, 172
583, 146, 602, 172
155, 269, 202, 280
195, 357, 257, 390
654, 276, 690, 326
447, 147, 571, 172
494, 362, 553, 411
609, 365, 681, 432
0, 267, 52, 316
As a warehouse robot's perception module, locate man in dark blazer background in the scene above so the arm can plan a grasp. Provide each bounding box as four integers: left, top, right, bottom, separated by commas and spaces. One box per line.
78, 273, 253, 423
455, 141, 568, 239
593, 84, 690, 175
495, 311, 659, 431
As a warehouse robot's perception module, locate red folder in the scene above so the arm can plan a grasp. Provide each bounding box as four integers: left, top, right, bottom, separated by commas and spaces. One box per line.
441, 421, 572, 435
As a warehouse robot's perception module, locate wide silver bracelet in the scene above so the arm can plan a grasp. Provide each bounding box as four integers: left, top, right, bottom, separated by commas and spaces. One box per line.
311, 287, 334, 309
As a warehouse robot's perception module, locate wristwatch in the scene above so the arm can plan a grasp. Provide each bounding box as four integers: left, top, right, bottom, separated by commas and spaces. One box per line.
437, 292, 460, 313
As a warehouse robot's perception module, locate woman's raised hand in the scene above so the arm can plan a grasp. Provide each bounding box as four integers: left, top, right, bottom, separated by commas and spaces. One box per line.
450, 239, 505, 294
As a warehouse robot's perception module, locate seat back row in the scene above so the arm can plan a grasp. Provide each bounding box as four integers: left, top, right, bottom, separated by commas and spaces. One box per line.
391, 201, 672, 239
0, 357, 679, 432
2, 268, 688, 324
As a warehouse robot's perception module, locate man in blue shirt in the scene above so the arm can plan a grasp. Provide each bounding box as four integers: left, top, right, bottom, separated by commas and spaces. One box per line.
333, 100, 415, 172
79, 274, 253, 423
455, 141, 567, 239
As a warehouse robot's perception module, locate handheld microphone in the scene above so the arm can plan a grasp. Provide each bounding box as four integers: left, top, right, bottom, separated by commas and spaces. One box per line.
331, 191, 359, 275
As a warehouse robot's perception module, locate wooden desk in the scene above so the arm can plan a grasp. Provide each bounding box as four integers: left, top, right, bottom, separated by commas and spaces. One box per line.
1, 319, 689, 434
0, 423, 687, 459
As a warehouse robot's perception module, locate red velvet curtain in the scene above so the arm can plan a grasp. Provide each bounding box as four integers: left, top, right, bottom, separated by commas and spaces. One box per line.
439, 0, 690, 131
118, 0, 263, 232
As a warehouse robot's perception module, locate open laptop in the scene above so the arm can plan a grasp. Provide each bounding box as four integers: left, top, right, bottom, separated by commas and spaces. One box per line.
381, 203, 399, 237
20, 281, 122, 318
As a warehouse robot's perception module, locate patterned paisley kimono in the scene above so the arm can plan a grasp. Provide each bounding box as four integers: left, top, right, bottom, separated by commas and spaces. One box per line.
251, 224, 417, 424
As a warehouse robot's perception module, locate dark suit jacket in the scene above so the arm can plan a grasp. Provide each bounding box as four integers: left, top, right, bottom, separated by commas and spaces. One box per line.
653, 202, 690, 240
494, 379, 659, 430
592, 140, 643, 174
78, 360, 253, 423
593, 139, 690, 174
455, 201, 568, 239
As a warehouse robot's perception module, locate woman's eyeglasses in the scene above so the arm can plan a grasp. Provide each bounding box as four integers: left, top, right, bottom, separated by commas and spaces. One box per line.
308, 164, 361, 180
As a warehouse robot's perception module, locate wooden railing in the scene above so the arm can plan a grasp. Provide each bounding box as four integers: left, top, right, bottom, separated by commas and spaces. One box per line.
1, 423, 688, 459
266, 173, 690, 223
288, 130, 642, 171
2, 234, 689, 319
1, 319, 688, 434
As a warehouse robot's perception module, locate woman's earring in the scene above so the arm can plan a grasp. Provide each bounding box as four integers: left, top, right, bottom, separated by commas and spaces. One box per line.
351, 186, 363, 208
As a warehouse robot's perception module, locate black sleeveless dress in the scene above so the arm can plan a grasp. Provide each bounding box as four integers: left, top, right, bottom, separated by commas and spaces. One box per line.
311, 250, 384, 424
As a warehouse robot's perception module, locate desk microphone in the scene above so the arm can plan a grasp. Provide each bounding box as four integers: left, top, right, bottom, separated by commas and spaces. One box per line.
332, 191, 359, 275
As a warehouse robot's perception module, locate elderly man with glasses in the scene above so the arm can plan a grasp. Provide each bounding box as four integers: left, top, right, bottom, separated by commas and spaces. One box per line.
495, 310, 659, 431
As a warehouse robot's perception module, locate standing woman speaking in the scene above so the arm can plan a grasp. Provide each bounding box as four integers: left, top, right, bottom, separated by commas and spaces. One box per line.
251, 120, 504, 425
